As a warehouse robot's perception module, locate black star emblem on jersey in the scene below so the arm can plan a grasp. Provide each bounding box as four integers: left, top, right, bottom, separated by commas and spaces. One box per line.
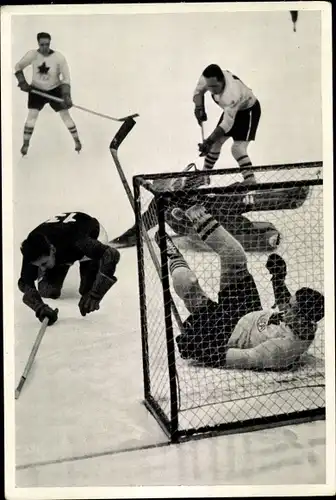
38, 62, 50, 75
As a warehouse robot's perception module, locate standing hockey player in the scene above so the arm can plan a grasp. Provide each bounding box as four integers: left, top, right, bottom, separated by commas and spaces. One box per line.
156, 205, 324, 370
14, 32, 82, 156
18, 212, 120, 325
193, 64, 261, 185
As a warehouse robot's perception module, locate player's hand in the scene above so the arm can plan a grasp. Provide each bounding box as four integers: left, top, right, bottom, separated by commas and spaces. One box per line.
62, 95, 73, 109
194, 106, 207, 125
18, 81, 31, 93
35, 304, 59, 325
78, 293, 100, 316
198, 139, 213, 157
266, 253, 287, 280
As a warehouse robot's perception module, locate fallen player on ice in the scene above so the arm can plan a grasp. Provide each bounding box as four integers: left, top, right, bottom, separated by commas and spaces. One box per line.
155, 204, 324, 371
18, 211, 120, 324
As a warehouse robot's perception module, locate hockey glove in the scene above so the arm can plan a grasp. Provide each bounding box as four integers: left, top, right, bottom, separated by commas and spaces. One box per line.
35, 304, 59, 325
61, 83, 73, 109
15, 70, 31, 92
198, 139, 213, 156
194, 106, 207, 125
79, 275, 117, 316
266, 253, 287, 281
23, 288, 59, 325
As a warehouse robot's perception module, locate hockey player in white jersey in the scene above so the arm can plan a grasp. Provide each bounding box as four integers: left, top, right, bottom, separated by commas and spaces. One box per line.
14, 32, 82, 156
193, 64, 261, 185
157, 205, 324, 370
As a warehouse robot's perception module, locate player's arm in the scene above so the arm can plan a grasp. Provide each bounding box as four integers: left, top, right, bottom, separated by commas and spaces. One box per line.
198, 100, 241, 157
18, 260, 58, 325
75, 238, 120, 316
193, 75, 208, 125
225, 338, 301, 370
14, 50, 35, 92
58, 53, 72, 108
266, 254, 292, 310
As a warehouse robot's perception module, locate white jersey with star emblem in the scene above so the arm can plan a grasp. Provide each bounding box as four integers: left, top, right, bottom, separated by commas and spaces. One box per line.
225, 309, 316, 370
15, 50, 70, 91
193, 69, 257, 133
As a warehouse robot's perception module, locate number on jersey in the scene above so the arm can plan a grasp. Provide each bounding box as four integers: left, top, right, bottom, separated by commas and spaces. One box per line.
45, 212, 78, 224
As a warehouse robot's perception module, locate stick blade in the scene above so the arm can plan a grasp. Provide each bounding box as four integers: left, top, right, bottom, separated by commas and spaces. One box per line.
109, 117, 136, 151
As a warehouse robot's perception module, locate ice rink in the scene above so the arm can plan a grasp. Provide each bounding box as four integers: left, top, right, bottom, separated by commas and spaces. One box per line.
3, 5, 334, 495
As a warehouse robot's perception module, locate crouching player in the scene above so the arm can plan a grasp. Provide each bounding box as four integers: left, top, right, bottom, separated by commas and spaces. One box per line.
14, 32, 82, 156
157, 205, 324, 370
18, 212, 120, 325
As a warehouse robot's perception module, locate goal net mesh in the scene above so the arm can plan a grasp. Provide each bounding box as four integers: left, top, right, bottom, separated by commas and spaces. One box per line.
135, 163, 324, 437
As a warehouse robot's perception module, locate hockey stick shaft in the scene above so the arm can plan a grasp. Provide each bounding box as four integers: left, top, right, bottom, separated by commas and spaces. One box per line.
15, 315, 52, 399
109, 122, 185, 332
200, 122, 205, 142
30, 89, 139, 122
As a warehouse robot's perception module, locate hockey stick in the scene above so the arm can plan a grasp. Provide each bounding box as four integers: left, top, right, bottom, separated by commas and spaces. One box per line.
30, 89, 139, 122
109, 119, 185, 332
200, 122, 205, 142
15, 313, 57, 399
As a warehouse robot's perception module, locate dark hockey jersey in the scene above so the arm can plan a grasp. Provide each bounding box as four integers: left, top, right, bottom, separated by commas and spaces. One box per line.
19, 212, 101, 288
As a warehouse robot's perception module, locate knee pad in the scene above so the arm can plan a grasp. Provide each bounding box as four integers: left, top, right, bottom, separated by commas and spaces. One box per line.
231, 142, 248, 160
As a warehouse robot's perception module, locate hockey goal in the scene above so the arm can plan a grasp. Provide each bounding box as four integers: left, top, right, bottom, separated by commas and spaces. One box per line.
133, 162, 325, 442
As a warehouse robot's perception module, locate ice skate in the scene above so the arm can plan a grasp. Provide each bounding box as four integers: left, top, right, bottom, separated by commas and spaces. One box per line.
171, 163, 210, 191
110, 224, 137, 248
75, 139, 82, 153
241, 173, 257, 186
20, 142, 29, 156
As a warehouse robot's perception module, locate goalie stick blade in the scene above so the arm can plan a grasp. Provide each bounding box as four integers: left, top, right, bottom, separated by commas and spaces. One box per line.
109, 117, 136, 151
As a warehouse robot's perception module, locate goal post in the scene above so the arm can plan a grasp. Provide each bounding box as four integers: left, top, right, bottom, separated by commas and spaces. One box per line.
133, 162, 325, 442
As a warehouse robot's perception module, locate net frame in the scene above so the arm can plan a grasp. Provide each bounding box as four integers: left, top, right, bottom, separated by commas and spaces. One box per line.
133, 162, 325, 442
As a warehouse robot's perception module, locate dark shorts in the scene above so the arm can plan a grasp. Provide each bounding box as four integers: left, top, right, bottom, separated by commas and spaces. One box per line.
176, 273, 262, 365
28, 85, 64, 112
217, 100, 261, 141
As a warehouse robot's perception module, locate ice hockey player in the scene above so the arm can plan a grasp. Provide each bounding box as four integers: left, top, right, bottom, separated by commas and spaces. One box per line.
156, 205, 324, 370
18, 212, 120, 325
14, 32, 82, 156
193, 64, 261, 186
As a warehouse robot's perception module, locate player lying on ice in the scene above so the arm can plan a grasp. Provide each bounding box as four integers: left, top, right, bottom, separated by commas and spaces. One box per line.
18, 212, 120, 325
156, 204, 324, 371
14, 32, 82, 156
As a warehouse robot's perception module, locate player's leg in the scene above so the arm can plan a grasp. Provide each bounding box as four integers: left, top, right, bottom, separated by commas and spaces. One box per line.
230, 100, 261, 184
58, 109, 82, 152
231, 140, 256, 184
38, 264, 71, 299
21, 89, 45, 157
183, 204, 262, 319
154, 232, 209, 313
49, 86, 81, 152
203, 133, 229, 172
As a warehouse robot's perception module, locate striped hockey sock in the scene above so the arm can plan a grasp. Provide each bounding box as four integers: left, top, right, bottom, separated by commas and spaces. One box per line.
185, 206, 220, 243
204, 151, 220, 170
236, 154, 255, 181
155, 231, 190, 274
68, 125, 80, 141
23, 125, 34, 144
